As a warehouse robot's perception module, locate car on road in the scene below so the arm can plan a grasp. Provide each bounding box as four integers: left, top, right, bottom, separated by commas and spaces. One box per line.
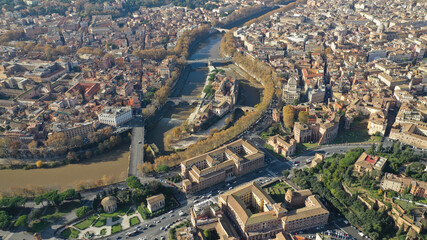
293, 161, 299, 164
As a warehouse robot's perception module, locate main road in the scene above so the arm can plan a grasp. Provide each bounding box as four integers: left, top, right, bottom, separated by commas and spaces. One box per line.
115, 143, 372, 240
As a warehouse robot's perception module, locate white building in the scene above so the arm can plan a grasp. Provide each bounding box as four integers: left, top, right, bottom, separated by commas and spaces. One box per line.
98, 106, 132, 127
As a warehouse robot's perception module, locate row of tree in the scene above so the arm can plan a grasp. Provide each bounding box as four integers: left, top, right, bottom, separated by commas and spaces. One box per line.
147, 26, 279, 171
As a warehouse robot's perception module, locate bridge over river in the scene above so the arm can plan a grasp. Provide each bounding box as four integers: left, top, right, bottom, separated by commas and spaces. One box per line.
186, 57, 232, 64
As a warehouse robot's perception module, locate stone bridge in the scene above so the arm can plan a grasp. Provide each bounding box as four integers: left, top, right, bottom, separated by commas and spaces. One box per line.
214, 28, 230, 33
186, 57, 232, 64
167, 97, 204, 105
235, 105, 256, 112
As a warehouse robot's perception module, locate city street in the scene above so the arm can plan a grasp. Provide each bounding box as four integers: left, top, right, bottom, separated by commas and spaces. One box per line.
119, 143, 372, 240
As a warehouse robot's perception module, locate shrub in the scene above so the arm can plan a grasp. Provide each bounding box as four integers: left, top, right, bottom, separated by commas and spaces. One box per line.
75, 206, 91, 218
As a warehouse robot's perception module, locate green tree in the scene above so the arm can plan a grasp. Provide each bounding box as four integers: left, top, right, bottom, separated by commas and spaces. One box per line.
13, 215, 27, 228
157, 165, 170, 173
203, 229, 212, 240
282, 170, 290, 179
59, 189, 79, 201
126, 176, 142, 189
75, 206, 91, 218
0, 211, 11, 229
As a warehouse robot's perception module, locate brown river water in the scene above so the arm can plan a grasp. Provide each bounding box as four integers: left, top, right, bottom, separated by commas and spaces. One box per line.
0, 146, 129, 194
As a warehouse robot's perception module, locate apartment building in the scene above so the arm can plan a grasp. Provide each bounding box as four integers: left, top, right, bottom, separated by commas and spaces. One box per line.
180, 139, 264, 194
389, 123, 427, 150
98, 106, 132, 127
218, 182, 329, 240
56, 122, 95, 140
381, 173, 427, 198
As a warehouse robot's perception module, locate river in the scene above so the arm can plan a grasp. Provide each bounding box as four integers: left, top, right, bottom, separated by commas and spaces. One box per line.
145, 33, 261, 153
0, 145, 130, 194
0, 30, 261, 194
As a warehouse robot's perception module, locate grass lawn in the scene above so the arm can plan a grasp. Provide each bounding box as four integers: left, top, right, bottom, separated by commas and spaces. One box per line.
263, 181, 291, 203
60, 228, 80, 239
127, 208, 135, 216
28, 219, 49, 233
395, 199, 418, 213
93, 216, 106, 227
100, 228, 107, 236
41, 201, 81, 221
74, 215, 98, 230
333, 120, 381, 144
111, 223, 122, 234
129, 216, 140, 226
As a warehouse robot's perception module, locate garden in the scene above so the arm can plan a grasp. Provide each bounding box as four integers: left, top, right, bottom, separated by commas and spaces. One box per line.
263, 181, 292, 203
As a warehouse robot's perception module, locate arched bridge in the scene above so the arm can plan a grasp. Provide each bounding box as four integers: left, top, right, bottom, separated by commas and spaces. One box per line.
167, 97, 204, 105
235, 105, 256, 112
214, 28, 230, 33
186, 57, 232, 64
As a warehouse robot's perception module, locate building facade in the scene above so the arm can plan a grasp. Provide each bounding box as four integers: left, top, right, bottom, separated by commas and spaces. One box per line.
267, 135, 297, 157
180, 139, 264, 194
146, 194, 165, 213
218, 182, 329, 240
98, 106, 132, 127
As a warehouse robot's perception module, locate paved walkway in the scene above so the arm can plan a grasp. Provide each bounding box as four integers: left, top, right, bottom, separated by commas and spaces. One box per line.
75, 208, 143, 239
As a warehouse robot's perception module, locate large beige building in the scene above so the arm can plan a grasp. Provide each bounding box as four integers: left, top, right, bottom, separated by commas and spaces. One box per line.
218, 182, 329, 240
181, 139, 264, 194
389, 122, 427, 150
381, 173, 427, 198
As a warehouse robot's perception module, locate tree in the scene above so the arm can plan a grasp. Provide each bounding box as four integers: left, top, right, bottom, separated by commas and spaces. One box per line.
28, 208, 42, 221
298, 111, 309, 124
70, 136, 83, 148
126, 176, 142, 189
28, 140, 39, 156
283, 105, 295, 129
203, 229, 212, 240
36, 160, 43, 168
282, 170, 290, 179
0, 196, 26, 209
157, 165, 170, 173
59, 189, 79, 201
44, 132, 68, 155
66, 151, 77, 162
14, 215, 27, 228
75, 206, 91, 218
0, 211, 11, 229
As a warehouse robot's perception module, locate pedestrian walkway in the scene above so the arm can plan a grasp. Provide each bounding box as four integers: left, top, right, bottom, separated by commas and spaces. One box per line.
76, 208, 144, 239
